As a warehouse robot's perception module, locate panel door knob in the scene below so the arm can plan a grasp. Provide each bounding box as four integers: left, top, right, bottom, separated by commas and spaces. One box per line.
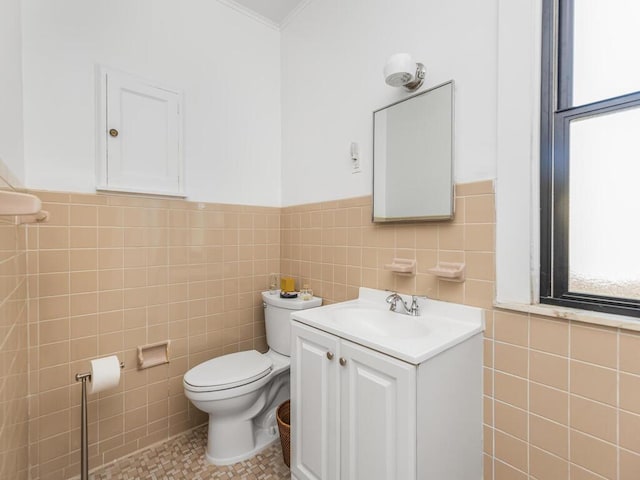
339, 357, 347, 366
326, 352, 334, 360
109, 128, 119, 137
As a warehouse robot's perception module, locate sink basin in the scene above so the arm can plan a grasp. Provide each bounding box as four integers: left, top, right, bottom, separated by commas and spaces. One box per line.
291, 287, 485, 364
330, 307, 430, 339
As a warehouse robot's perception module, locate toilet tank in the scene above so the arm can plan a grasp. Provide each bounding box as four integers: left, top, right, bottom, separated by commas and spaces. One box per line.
262, 291, 322, 356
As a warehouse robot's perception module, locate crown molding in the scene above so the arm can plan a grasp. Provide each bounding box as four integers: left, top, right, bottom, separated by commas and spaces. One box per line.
215, 0, 280, 31
280, 0, 316, 29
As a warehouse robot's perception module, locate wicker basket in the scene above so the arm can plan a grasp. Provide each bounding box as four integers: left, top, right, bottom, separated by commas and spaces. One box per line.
276, 400, 291, 468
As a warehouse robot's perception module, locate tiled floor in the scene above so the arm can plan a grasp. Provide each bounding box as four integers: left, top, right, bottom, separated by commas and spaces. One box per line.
91, 426, 291, 479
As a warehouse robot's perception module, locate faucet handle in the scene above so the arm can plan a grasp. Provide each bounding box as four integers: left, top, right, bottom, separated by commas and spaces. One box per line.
385, 292, 400, 311
409, 295, 426, 316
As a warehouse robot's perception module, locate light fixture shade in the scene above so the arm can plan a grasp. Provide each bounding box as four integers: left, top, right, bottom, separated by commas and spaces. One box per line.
384, 53, 415, 87
383, 53, 426, 91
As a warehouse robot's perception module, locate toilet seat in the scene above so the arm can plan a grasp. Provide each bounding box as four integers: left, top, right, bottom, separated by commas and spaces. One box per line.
184, 350, 273, 393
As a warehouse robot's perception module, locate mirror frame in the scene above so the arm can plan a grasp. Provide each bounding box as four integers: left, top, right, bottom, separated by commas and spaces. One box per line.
372, 80, 455, 223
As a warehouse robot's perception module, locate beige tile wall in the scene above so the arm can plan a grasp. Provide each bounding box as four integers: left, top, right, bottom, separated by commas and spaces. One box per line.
0, 218, 29, 479
280, 181, 495, 309
26, 191, 280, 480
8, 179, 639, 479
487, 315, 640, 480
280, 180, 640, 480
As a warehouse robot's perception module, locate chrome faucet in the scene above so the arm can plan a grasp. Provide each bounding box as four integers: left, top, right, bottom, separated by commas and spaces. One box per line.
385, 292, 422, 316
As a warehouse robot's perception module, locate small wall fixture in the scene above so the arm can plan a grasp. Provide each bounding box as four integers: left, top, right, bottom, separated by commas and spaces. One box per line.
137, 341, 170, 369
0, 190, 49, 225
384, 258, 416, 276
427, 262, 465, 282
384, 53, 425, 91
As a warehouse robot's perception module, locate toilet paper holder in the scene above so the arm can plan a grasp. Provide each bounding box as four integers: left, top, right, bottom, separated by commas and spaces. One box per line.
75, 360, 124, 480
75, 360, 124, 382
137, 340, 170, 369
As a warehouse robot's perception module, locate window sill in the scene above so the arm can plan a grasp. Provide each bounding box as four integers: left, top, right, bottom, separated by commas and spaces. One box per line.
494, 301, 640, 332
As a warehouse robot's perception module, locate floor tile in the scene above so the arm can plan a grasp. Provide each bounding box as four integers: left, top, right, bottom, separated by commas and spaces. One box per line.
92, 426, 290, 479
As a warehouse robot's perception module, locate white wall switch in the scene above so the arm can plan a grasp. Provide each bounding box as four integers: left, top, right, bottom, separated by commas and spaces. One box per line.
350, 141, 361, 174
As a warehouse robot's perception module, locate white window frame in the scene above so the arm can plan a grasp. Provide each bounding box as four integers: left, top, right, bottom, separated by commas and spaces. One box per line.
494, 0, 640, 330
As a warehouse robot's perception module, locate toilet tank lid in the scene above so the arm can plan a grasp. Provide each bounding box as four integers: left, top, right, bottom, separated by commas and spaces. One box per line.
184, 350, 273, 390
262, 291, 322, 309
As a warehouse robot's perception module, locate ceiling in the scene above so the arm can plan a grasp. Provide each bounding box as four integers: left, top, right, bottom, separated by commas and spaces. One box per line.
231, 0, 305, 26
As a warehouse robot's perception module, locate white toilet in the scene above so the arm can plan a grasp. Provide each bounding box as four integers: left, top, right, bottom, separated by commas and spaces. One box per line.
183, 291, 322, 465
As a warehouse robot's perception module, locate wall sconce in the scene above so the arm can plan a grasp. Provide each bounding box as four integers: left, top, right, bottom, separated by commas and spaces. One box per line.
383, 53, 425, 92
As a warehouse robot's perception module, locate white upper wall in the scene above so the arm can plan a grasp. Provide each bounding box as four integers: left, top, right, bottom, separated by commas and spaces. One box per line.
18, 0, 500, 207
21, 0, 282, 205
280, 0, 498, 206
0, 0, 25, 183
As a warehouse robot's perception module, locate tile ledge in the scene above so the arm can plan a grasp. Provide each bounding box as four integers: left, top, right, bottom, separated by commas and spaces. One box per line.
494, 301, 640, 332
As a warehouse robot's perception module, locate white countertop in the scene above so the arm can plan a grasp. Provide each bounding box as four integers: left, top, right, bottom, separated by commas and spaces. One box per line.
291, 287, 485, 365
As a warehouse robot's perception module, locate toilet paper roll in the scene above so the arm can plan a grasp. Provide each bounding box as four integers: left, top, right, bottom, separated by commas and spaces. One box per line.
88, 355, 121, 394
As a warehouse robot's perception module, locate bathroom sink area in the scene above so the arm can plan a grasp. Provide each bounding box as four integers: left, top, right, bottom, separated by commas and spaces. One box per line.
290, 287, 484, 478
291, 287, 484, 364
328, 307, 431, 339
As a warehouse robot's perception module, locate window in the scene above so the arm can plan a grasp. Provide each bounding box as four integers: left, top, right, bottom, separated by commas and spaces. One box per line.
540, 0, 640, 316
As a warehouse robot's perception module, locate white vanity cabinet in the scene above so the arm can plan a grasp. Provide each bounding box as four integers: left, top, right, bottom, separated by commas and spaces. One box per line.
290, 321, 340, 480
290, 322, 416, 480
289, 289, 484, 480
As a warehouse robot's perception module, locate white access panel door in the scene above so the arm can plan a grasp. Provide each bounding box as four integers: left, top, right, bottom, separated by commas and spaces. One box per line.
98, 68, 183, 196
291, 322, 341, 480
340, 340, 416, 480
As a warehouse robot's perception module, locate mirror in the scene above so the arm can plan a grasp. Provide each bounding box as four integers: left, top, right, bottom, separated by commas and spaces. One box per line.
373, 81, 454, 222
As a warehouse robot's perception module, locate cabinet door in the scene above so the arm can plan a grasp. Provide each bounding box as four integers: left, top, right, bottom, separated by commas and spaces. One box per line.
340, 340, 416, 480
291, 322, 341, 480
98, 68, 184, 196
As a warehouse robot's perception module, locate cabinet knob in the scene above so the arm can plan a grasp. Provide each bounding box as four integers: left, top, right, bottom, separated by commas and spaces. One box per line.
339, 357, 347, 366
109, 128, 119, 138
326, 351, 334, 360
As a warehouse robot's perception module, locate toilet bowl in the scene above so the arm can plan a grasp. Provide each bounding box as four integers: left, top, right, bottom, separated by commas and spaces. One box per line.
183, 291, 322, 465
